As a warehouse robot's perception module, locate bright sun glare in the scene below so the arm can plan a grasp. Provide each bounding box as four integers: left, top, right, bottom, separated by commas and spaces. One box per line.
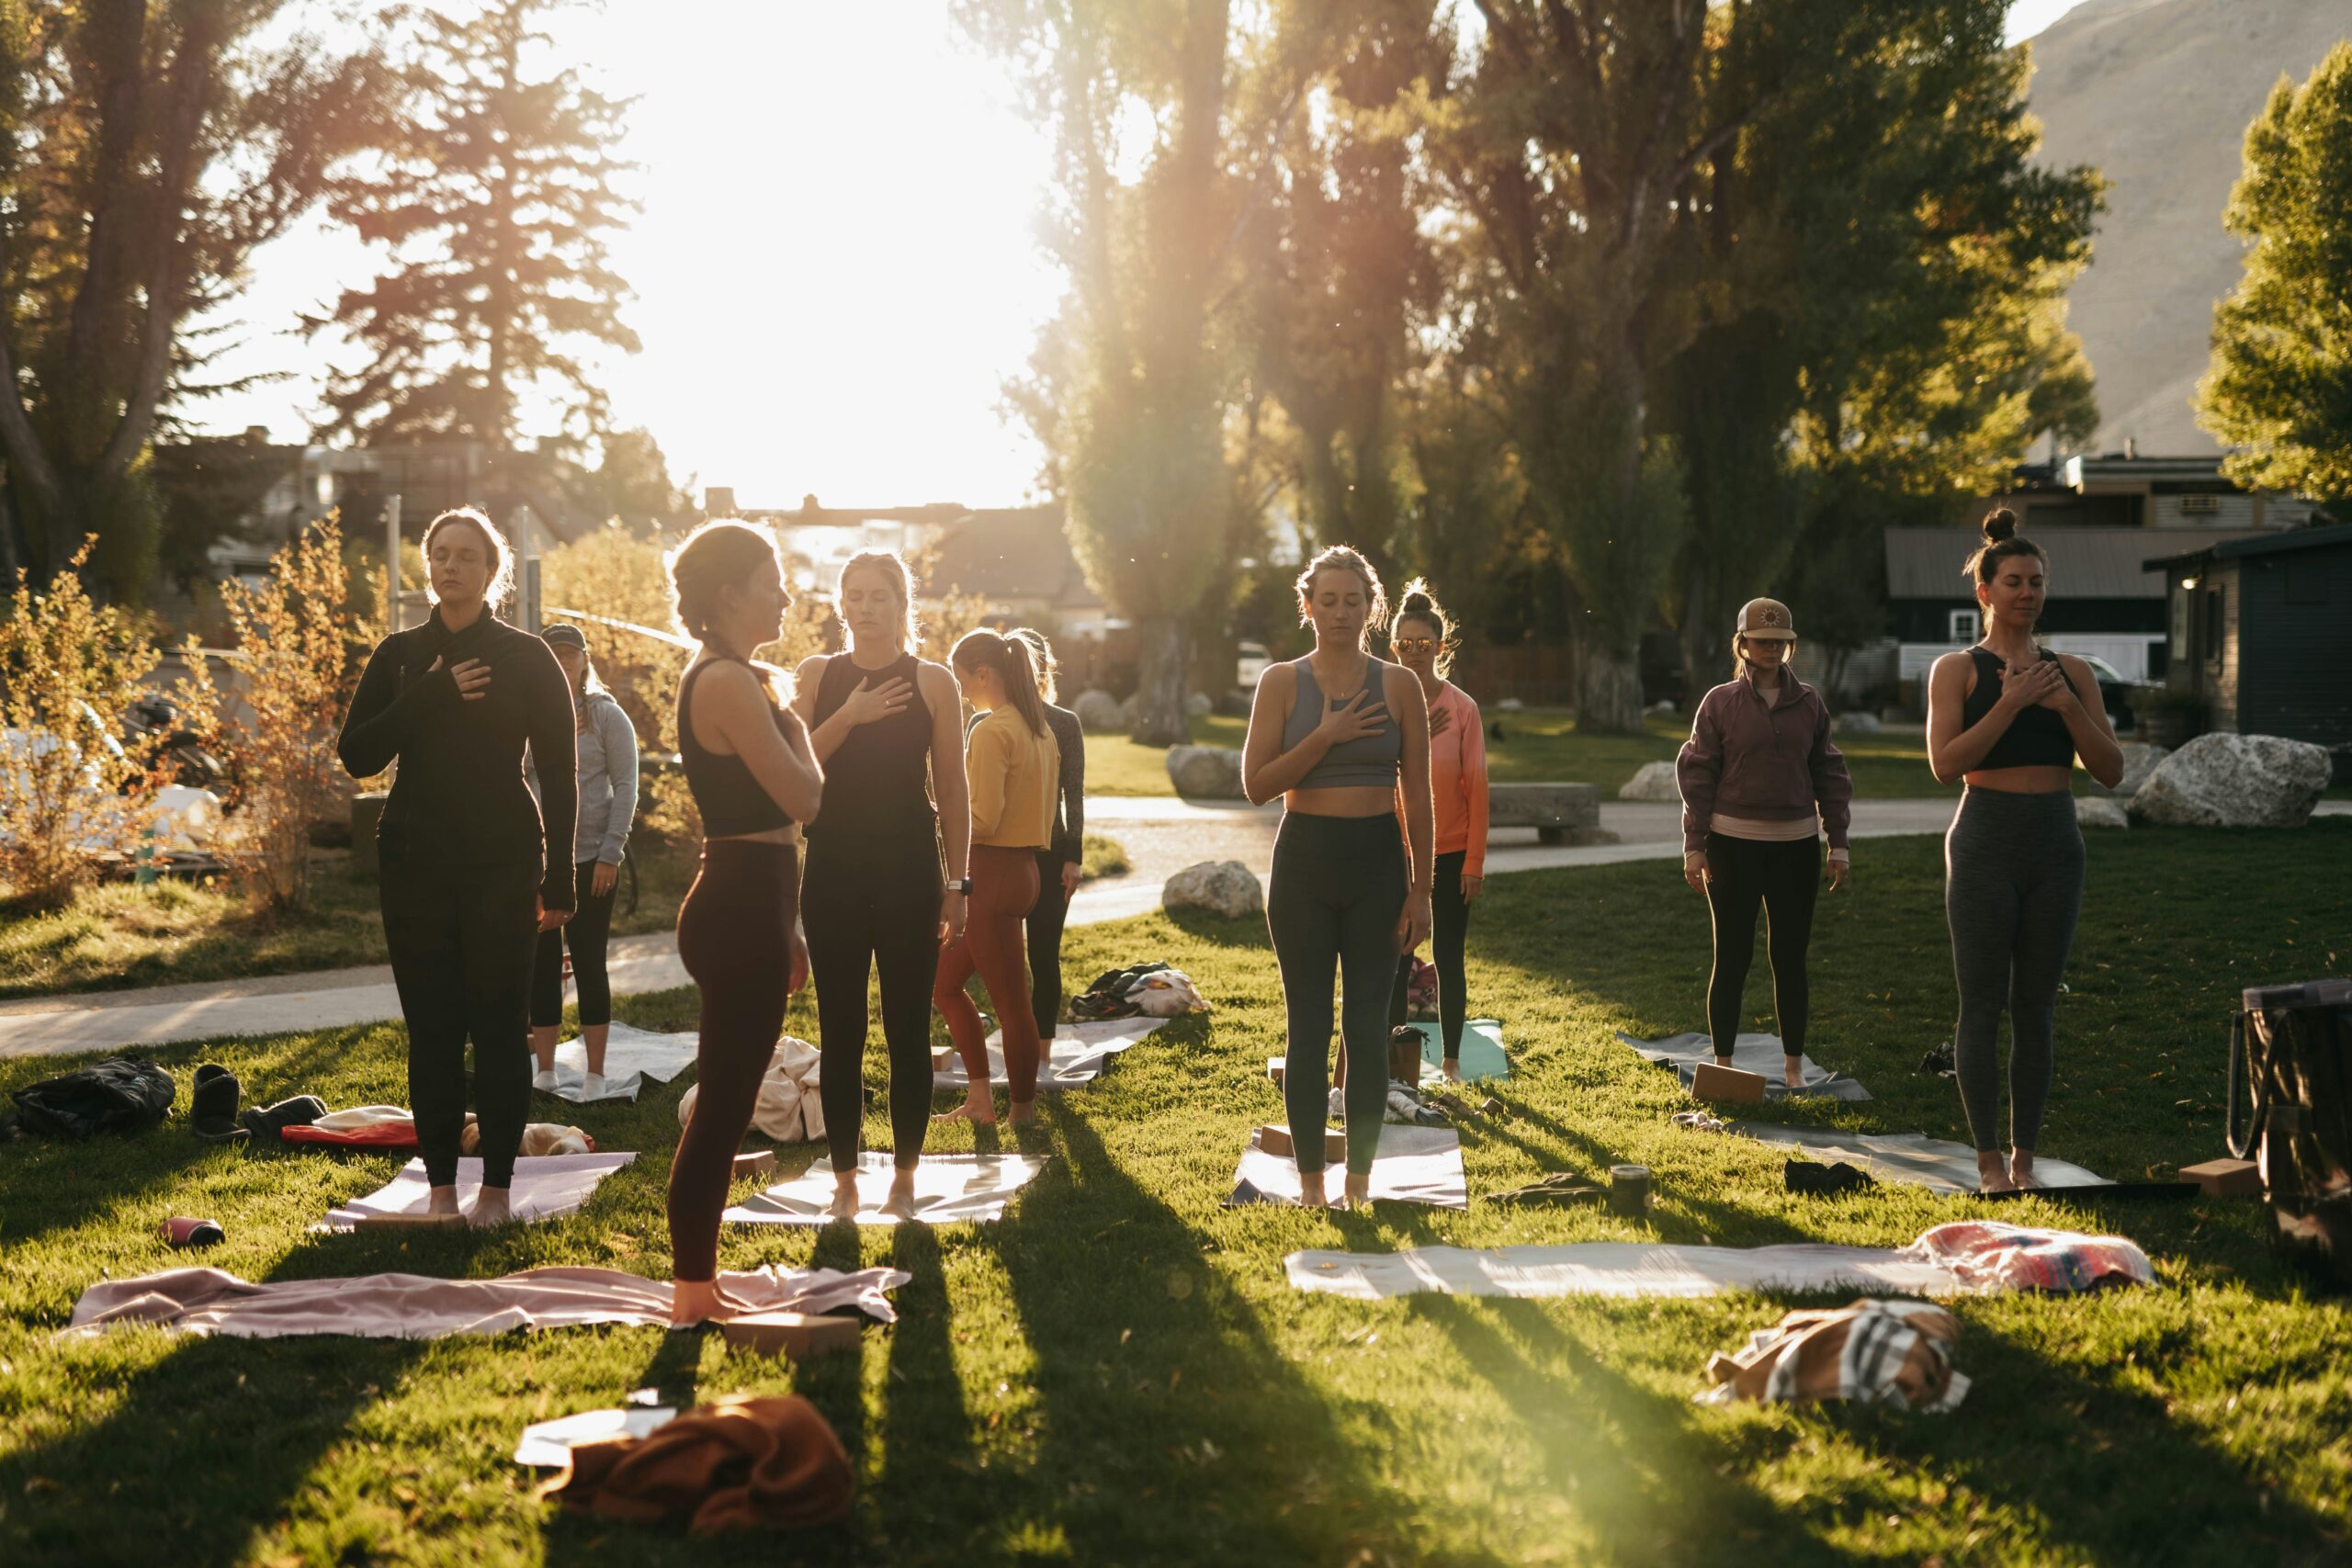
194, 0, 1063, 510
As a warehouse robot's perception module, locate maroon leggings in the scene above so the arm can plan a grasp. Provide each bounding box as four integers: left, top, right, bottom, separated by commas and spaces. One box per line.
670, 839, 797, 1282
934, 844, 1042, 1100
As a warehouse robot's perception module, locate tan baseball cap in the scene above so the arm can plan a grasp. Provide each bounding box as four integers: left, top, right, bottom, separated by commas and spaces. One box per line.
1736, 598, 1797, 640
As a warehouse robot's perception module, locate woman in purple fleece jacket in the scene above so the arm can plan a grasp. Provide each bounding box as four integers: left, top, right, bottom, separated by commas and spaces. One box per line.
1675, 598, 1854, 1089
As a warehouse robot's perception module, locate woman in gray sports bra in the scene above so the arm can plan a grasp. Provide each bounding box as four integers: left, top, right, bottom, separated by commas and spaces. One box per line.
1242, 545, 1434, 1211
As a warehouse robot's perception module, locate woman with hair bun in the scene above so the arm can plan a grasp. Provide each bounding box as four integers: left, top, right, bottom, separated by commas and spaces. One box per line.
933, 627, 1060, 1138
663, 520, 824, 1321
1384, 580, 1487, 1083
1242, 544, 1433, 1211
337, 506, 578, 1228
1927, 508, 2124, 1192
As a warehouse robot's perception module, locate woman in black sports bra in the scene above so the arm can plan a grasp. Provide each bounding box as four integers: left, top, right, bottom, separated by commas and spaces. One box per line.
663, 521, 823, 1324
791, 549, 968, 1222
1927, 509, 2123, 1192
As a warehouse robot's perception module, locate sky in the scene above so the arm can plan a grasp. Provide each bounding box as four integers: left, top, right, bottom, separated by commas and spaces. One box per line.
188, 1, 2087, 513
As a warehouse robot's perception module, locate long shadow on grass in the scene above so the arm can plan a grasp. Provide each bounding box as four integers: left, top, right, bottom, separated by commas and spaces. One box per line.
994, 1106, 1513, 1568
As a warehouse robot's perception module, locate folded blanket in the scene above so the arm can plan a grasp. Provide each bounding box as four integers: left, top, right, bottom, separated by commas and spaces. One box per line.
1700, 1299, 1968, 1410
542, 1394, 854, 1535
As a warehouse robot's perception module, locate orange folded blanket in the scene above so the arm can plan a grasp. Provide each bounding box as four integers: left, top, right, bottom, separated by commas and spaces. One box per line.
543, 1394, 854, 1534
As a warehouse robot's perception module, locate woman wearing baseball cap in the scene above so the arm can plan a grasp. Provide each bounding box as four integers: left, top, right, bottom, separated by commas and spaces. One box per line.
1674, 598, 1853, 1089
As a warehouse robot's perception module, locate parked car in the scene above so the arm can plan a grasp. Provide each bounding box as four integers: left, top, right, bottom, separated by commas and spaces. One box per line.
1236, 639, 1271, 687
2073, 653, 2133, 728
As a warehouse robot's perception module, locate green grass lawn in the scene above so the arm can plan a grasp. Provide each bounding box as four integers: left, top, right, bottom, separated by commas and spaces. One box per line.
0, 843, 703, 1002
1089, 709, 1976, 799
3, 824, 2349, 1563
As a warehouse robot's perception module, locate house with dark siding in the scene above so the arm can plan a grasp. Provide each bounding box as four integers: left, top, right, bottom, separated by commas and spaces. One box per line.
2144, 524, 2352, 746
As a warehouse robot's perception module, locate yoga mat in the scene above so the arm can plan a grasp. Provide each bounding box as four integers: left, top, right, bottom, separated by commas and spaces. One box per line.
931, 1016, 1169, 1091
723, 1153, 1047, 1227
1227, 1123, 1469, 1211
61, 1262, 909, 1341
1285, 1243, 1962, 1301
1735, 1123, 2112, 1193
1617, 1031, 1872, 1102
318, 1153, 636, 1232
1395, 1018, 1511, 1084
515, 1407, 676, 1467
539, 1023, 702, 1104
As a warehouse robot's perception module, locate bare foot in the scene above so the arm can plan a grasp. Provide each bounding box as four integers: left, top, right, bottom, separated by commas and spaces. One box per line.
1784, 1057, 1807, 1091
2007, 1149, 2041, 1190
1440, 1058, 1463, 1084
1298, 1167, 1330, 1209
825, 1175, 860, 1222
878, 1170, 920, 1220
1342, 1172, 1373, 1211
465, 1188, 514, 1228
425, 1185, 462, 1217
670, 1278, 752, 1326
1008, 1098, 1038, 1126
1975, 1152, 2015, 1194
933, 1089, 997, 1126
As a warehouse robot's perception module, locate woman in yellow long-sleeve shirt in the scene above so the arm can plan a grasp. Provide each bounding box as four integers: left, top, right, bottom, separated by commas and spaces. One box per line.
933, 628, 1060, 1126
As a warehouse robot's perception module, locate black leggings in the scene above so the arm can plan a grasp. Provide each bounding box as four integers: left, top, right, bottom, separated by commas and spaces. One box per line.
1704, 833, 1820, 1061
380, 855, 539, 1189
1268, 813, 1405, 1177
1028, 849, 1071, 1034
1946, 786, 2084, 1152
804, 831, 942, 1171
1387, 849, 1470, 1059
670, 840, 797, 1282
529, 861, 616, 1028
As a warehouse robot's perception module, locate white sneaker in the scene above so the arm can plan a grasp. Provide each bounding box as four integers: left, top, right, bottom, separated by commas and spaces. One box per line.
531, 1068, 558, 1093
580, 1071, 605, 1100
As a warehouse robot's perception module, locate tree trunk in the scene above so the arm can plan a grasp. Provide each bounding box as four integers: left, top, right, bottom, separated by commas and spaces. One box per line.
1574, 623, 1646, 734
1129, 615, 1192, 746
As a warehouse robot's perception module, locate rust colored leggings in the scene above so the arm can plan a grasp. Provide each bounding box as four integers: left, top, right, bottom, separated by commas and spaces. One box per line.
933, 844, 1042, 1100
669, 839, 797, 1282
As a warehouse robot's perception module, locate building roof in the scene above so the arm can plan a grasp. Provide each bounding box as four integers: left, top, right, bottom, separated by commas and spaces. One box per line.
2143, 521, 2352, 570
925, 503, 1104, 610
1885, 525, 2267, 602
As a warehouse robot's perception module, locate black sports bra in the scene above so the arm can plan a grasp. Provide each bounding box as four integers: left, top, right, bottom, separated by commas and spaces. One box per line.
679, 656, 793, 837
1961, 647, 2076, 770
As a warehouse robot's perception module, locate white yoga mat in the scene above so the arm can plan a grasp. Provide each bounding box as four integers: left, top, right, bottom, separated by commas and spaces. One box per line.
539, 1022, 702, 1104
1736, 1123, 2112, 1192
514, 1406, 677, 1467
319, 1153, 637, 1232
930, 1016, 1169, 1090
1617, 1031, 1872, 1101
1285, 1243, 1963, 1301
1227, 1122, 1469, 1211
723, 1152, 1048, 1227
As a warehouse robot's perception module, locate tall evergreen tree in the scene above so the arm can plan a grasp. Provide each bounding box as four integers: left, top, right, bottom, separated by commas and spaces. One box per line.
310, 0, 639, 449
2195, 40, 2352, 502
0, 0, 382, 597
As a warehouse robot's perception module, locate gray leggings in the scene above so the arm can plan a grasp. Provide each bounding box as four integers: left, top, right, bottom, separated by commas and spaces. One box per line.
1268, 812, 1406, 1177
1945, 786, 2084, 1152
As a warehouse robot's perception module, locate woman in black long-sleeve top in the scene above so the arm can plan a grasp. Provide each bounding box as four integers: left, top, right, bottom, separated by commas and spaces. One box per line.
1010, 628, 1085, 1038
337, 507, 578, 1227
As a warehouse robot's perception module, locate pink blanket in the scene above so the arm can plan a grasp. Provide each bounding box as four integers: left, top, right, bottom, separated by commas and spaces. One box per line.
60, 1264, 910, 1340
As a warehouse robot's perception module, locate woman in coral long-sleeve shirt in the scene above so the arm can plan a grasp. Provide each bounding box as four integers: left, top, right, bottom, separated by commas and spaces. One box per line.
1385, 581, 1487, 1081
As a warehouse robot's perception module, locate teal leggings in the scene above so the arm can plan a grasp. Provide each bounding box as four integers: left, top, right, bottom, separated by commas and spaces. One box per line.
1268, 812, 1405, 1177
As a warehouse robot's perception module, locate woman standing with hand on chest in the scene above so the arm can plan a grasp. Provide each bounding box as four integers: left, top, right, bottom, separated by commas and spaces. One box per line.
337, 507, 577, 1228
1927, 509, 2122, 1193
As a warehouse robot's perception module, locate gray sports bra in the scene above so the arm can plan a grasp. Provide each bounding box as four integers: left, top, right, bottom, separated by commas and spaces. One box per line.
1283, 655, 1402, 789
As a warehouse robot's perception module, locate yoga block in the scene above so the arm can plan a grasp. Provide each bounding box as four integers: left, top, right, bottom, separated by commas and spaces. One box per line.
1388, 1030, 1424, 1082
1267, 1057, 1285, 1089
1691, 1063, 1768, 1103
2181, 1157, 2261, 1198
732, 1150, 776, 1179
354, 1212, 466, 1230
720, 1312, 860, 1360
1256, 1124, 1347, 1163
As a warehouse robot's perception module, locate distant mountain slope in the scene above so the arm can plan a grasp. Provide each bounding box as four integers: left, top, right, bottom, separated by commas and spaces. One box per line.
2028, 0, 2352, 456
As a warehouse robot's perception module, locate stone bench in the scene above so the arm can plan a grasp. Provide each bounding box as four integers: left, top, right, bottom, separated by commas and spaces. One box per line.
1488, 782, 1602, 845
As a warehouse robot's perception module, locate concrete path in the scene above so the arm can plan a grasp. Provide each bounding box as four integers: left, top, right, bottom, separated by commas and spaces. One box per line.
4, 796, 2341, 1061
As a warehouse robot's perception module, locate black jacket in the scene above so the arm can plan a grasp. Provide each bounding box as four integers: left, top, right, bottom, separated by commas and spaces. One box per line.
337, 608, 579, 910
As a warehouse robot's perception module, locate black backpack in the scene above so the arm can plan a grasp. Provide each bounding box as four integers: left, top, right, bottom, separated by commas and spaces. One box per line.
11, 1056, 175, 1140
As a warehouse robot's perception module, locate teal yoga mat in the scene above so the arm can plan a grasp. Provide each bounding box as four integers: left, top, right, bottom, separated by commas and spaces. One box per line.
1397, 1018, 1510, 1082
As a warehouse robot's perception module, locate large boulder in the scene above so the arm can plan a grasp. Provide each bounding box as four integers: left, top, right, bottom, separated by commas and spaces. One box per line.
1072, 689, 1123, 733
1166, 745, 1246, 799
2130, 733, 2333, 828
1619, 761, 1680, 802
2075, 795, 2129, 830
1162, 859, 1264, 919
1832, 710, 1882, 736
1183, 692, 1213, 718
2091, 741, 2169, 798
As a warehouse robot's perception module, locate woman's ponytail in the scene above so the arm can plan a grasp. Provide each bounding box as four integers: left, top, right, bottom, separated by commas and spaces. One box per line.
950, 628, 1049, 738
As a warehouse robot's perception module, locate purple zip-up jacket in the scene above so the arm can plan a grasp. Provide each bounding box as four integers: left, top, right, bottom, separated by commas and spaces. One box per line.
1675, 671, 1853, 855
